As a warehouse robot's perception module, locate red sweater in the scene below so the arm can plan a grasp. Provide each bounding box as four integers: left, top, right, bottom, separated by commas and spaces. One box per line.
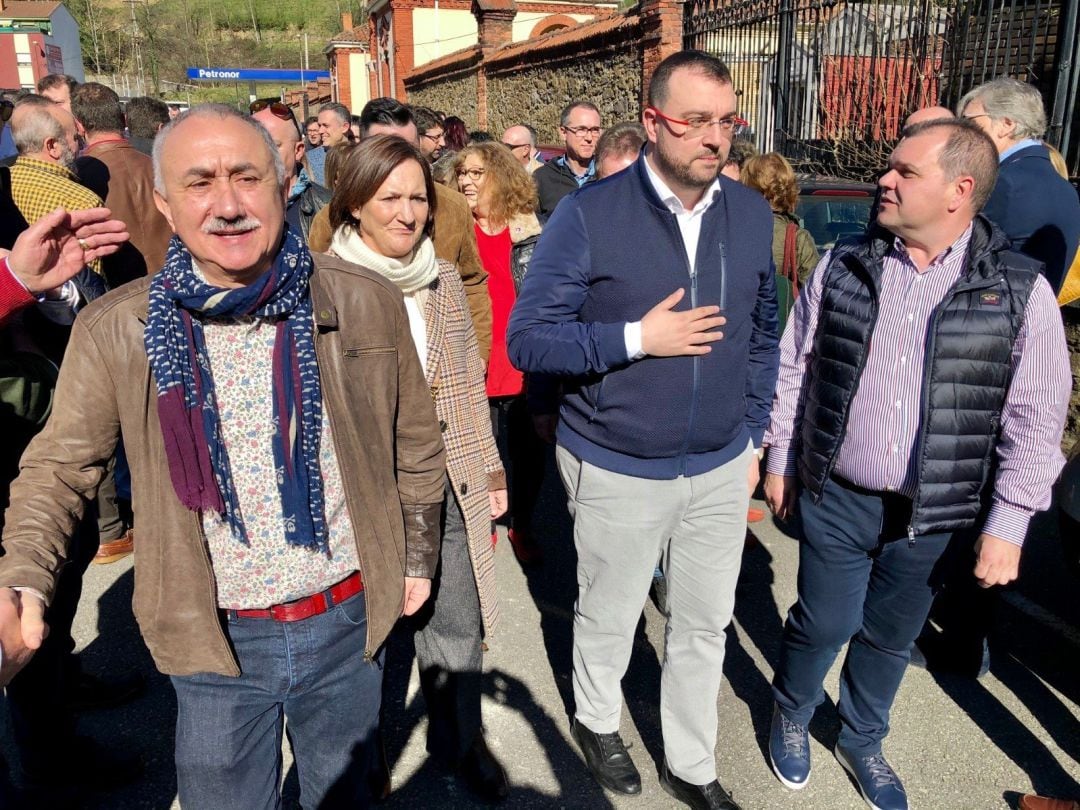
474, 223, 523, 398
0, 257, 33, 327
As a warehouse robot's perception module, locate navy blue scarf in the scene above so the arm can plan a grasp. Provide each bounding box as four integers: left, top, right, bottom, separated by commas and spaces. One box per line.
144, 227, 328, 552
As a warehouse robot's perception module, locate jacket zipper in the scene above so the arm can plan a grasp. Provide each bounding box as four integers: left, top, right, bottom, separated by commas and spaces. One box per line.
819, 253, 881, 499
315, 327, 375, 661
193, 518, 240, 675
670, 213, 698, 476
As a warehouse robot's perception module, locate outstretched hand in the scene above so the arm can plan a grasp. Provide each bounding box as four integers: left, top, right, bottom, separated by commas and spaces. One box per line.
0, 587, 47, 687
7, 207, 130, 295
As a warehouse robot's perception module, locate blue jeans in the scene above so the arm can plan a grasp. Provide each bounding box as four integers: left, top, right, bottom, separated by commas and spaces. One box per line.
772, 476, 956, 754
171, 589, 383, 810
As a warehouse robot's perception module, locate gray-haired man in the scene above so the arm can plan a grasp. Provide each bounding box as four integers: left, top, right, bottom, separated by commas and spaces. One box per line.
0, 104, 446, 809
959, 77, 1080, 292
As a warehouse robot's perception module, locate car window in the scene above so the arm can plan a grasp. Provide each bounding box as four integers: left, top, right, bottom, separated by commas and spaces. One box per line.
796, 196, 874, 252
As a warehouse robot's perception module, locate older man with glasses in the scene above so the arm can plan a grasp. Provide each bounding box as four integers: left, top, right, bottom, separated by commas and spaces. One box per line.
533, 101, 602, 218
250, 99, 331, 242
501, 123, 544, 175
958, 78, 1080, 293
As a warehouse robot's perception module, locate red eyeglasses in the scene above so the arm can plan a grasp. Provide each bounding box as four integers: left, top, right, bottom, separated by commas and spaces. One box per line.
647, 107, 748, 137
249, 99, 301, 138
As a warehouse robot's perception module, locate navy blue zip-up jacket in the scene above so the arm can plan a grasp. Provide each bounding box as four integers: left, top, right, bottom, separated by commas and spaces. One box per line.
507, 152, 779, 479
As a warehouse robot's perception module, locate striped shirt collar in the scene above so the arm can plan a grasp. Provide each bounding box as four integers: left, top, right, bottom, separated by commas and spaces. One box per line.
888, 223, 974, 272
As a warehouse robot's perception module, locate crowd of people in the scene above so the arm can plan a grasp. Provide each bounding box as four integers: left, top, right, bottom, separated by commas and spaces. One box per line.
0, 50, 1076, 810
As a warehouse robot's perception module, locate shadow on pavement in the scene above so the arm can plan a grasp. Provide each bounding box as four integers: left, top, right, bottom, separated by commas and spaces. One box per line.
77, 567, 179, 810
378, 661, 617, 809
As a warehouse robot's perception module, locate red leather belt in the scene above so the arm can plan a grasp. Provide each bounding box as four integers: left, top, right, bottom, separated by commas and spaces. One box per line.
231, 571, 364, 622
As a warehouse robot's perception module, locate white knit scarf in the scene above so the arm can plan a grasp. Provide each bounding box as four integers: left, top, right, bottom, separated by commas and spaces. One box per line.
330, 225, 438, 293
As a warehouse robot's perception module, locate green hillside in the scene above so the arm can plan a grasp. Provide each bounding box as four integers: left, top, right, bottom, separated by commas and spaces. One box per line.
65, 0, 365, 97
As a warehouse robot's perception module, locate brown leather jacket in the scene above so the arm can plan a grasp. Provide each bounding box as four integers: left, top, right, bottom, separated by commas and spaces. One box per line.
0, 253, 446, 676
76, 138, 173, 284
308, 183, 493, 361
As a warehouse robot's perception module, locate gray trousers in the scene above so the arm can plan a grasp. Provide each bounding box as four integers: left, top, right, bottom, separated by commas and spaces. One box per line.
412, 488, 484, 765
556, 444, 751, 785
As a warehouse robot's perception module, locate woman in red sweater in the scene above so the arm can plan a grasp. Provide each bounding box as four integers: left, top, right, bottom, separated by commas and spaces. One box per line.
454, 142, 546, 564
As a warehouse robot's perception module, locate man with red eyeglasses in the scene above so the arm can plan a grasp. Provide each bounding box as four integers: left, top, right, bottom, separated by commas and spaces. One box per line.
251, 99, 331, 243
508, 50, 778, 810
533, 101, 602, 219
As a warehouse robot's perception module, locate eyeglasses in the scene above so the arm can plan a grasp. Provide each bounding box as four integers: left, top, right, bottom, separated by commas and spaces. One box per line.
249, 99, 301, 138
648, 107, 747, 137
421, 130, 445, 144
502, 141, 531, 151
963, 113, 991, 121
562, 125, 602, 137
455, 167, 486, 181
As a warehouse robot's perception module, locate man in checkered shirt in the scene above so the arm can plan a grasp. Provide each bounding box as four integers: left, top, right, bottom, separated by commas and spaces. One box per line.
9, 95, 104, 276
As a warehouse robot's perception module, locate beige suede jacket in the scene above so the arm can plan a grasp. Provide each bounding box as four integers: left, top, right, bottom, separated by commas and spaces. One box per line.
0, 253, 446, 676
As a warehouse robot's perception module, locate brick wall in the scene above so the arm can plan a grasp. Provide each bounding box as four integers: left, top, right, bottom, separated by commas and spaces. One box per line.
404, 0, 679, 137
407, 47, 484, 125
486, 43, 642, 143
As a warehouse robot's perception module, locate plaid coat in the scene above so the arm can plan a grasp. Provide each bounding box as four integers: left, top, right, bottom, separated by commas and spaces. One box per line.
425, 259, 506, 634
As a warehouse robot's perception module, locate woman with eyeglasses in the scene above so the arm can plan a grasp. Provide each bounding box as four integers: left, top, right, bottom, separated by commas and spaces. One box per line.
454, 142, 547, 566
325, 135, 510, 801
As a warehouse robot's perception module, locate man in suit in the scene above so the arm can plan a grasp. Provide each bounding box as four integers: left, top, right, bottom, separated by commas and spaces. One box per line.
959, 78, 1080, 292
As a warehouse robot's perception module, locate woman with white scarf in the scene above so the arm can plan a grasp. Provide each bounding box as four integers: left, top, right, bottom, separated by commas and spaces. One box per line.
326, 135, 510, 803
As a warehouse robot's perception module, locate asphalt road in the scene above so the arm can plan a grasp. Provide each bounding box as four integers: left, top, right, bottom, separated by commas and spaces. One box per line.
33, 449, 1080, 809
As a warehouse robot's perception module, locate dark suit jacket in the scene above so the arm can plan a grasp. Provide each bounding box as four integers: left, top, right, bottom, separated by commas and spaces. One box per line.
981, 142, 1080, 293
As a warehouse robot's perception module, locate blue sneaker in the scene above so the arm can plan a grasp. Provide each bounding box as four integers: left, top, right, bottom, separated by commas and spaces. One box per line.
835, 747, 908, 810
768, 705, 810, 790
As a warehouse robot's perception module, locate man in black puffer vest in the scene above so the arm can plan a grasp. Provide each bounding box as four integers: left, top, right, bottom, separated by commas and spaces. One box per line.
762, 118, 1071, 810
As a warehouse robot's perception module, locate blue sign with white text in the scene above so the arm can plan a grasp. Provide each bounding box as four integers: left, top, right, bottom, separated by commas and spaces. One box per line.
187, 67, 331, 82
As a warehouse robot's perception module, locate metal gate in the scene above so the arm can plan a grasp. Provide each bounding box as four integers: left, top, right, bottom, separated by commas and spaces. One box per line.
684, 0, 1080, 179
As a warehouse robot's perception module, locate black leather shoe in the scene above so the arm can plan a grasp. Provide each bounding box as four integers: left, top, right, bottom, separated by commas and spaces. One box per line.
571, 719, 641, 795
660, 762, 742, 810
459, 734, 510, 803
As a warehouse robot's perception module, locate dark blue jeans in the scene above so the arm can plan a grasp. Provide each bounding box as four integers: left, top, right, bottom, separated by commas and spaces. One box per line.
772, 476, 956, 754
170, 589, 383, 810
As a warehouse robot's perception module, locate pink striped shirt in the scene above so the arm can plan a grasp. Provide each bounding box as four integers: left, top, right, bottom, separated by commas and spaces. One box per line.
765, 224, 1071, 545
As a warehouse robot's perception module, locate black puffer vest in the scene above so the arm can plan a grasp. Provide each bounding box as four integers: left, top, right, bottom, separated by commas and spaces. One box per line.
798, 215, 1041, 536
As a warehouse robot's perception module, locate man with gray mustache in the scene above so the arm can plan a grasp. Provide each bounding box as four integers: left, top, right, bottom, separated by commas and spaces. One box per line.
0, 104, 447, 809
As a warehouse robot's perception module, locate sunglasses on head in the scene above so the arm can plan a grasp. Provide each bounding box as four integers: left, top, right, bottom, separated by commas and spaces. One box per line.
250, 99, 301, 137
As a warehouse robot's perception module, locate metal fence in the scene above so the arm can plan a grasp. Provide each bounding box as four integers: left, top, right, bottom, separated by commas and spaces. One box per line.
685, 0, 1080, 179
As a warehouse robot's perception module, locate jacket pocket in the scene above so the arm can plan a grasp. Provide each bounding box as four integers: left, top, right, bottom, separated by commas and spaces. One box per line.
344, 346, 396, 357
587, 377, 607, 423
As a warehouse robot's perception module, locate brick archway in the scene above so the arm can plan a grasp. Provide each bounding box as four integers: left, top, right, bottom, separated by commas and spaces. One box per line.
530, 14, 578, 38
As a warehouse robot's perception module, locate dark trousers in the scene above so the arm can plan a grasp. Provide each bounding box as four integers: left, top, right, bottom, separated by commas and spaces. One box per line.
411, 488, 484, 765
489, 395, 544, 532
95, 454, 127, 543
170, 590, 383, 810
772, 477, 956, 754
